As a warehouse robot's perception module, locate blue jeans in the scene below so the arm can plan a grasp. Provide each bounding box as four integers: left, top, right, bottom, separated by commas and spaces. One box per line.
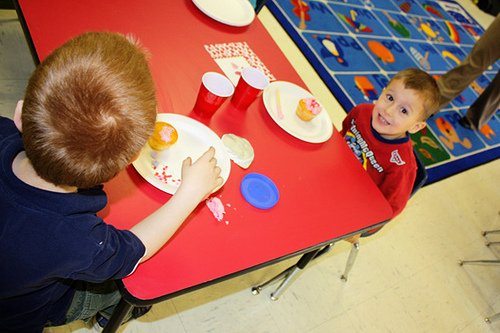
64, 280, 130, 324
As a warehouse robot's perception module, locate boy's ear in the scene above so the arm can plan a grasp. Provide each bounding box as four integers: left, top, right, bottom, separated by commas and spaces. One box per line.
408, 121, 427, 134
129, 151, 141, 164
14, 100, 23, 132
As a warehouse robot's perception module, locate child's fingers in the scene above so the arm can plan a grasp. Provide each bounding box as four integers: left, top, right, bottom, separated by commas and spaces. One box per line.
197, 146, 215, 163
215, 176, 224, 187
182, 157, 192, 169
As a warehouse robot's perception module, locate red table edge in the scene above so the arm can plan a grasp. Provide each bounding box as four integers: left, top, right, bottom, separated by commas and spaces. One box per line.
116, 219, 388, 306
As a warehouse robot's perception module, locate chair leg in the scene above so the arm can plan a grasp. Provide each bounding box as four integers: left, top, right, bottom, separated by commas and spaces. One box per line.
485, 312, 500, 323
102, 298, 133, 333
486, 241, 500, 247
251, 265, 295, 297
340, 242, 360, 282
458, 259, 500, 266
252, 244, 333, 301
483, 229, 500, 236
268, 266, 303, 301
313, 243, 334, 259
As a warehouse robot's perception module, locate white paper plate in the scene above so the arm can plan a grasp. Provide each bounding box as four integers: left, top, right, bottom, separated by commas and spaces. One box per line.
263, 81, 333, 143
192, 0, 255, 27
132, 113, 231, 194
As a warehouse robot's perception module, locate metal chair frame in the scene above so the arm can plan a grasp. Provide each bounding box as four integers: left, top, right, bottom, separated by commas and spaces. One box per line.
483, 229, 500, 247
458, 229, 500, 324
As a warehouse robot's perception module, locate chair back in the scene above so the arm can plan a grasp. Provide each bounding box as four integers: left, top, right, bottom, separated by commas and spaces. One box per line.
253, 0, 267, 13
411, 149, 428, 197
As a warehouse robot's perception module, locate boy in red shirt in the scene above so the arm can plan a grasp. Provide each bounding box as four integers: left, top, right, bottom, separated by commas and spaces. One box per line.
340, 68, 440, 240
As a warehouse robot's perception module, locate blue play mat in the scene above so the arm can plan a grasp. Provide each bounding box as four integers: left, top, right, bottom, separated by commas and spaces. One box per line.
267, 0, 499, 184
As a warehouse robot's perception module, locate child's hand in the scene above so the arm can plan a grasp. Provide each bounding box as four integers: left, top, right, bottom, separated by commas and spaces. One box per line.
178, 147, 223, 201
131, 147, 223, 261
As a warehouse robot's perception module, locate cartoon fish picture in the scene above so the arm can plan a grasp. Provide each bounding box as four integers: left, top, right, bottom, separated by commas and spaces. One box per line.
423, 4, 444, 18
338, 9, 373, 33
382, 11, 410, 38
470, 80, 485, 95
422, 22, 438, 39
410, 47, 431, 71
480, 123, 495, 140
291, 0, 310, 30
444, 21, 461, 43
410, 17, 444, 42
318, 36, 348, 66
436, 117, 472, 150
463, 24, 481, 40
418, 148, 434, 161
420, 136, 441, 150
354, 76, 378, 101
442, 50, 462, 66
400, 1, 411, 13
422, 23, 443, 41
367, 40, 395, 64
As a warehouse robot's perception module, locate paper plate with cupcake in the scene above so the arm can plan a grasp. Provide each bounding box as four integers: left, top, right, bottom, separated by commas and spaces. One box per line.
132, 113, 231, 194
263, 81, 333, 143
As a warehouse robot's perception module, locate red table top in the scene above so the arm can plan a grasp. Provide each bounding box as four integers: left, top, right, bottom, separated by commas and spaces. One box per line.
17, 0, 392, 301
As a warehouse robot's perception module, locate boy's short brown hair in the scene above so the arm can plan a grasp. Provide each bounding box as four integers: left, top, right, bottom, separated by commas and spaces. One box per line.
389, 68, 440, 119
22, 32, 157, 188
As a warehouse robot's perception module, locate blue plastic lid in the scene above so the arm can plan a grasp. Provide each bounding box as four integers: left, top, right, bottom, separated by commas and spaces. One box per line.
240, 173, 279, 210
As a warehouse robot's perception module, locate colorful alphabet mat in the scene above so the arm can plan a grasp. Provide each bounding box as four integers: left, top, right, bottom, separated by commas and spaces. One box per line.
266, 0, 499, 184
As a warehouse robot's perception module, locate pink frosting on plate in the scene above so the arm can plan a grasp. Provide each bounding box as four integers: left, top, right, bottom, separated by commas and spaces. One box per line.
304, 98, 322, 115
159, 126, 175, 142
206, 197, 225, 222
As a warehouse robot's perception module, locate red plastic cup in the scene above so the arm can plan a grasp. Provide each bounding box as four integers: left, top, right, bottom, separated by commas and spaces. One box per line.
193, 72, 234, 117
231, 67, 270, 110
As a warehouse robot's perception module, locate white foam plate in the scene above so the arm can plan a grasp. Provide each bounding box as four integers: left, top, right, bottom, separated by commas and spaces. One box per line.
192, 0, 255, 27
263, 81, 333, 143
132, 113, 231, 194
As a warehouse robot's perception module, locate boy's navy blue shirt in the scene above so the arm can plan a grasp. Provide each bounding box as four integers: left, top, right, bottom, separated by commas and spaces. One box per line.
0, 117, 146, 332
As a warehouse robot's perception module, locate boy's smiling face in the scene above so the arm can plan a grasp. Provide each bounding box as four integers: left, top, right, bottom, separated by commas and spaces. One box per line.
372, 79, 427, 140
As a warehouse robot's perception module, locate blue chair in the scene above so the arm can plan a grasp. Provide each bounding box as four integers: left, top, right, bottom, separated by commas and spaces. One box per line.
0, 0, 14, 9
252, 149, 428, 300
249, 0, 268, 13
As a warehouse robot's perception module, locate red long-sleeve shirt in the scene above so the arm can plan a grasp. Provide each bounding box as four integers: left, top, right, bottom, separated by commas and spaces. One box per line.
340, 104, 417, 217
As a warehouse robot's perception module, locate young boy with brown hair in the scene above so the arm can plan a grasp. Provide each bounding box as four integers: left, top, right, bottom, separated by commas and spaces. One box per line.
0, 32, 222, 332
340, 68, 440, 238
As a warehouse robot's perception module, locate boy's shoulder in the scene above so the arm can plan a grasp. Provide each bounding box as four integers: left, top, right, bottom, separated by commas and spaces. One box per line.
0, 116, 18, 141
347, 103, 374, 120
346, 103, 373, 126
354, 103, 374, 112
356, 103, 374, 108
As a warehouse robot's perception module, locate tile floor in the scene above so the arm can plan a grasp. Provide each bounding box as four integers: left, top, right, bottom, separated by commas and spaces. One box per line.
1, 1, 498, 332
